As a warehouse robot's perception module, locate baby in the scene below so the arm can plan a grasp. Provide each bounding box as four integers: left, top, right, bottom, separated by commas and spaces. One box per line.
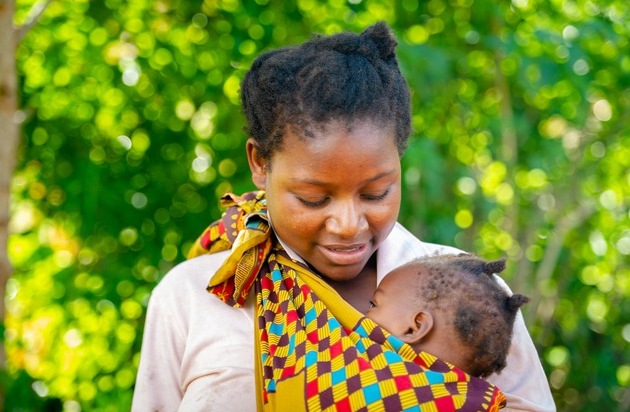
366, 254, 529, 378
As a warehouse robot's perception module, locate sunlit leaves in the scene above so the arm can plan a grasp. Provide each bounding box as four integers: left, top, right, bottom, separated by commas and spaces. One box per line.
397, 2, 629, 408
5, 0, 629, 410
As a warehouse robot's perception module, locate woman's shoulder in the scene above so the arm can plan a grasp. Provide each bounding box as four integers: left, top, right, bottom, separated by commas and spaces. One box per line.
156, 250, 229, 289
146, 249, 255, 338
377, 223, 466, 281
152, 251, 231, 298
387, 222, 464, 255
385, 223, 515, 296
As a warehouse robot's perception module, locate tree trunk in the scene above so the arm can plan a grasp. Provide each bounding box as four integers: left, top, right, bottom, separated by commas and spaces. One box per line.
0, 0, 19, 370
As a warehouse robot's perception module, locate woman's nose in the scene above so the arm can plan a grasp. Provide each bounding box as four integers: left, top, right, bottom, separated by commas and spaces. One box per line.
325, 200, 368, 237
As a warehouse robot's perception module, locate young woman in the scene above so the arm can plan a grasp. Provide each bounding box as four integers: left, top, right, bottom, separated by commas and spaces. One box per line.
132, 22, 555, 411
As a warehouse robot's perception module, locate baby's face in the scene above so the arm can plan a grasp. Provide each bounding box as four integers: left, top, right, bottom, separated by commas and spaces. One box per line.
366, 263, 476, 375
365, 266, 419, 335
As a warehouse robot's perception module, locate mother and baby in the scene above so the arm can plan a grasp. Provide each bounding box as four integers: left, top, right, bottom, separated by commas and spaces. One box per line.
132, 22, 555, 411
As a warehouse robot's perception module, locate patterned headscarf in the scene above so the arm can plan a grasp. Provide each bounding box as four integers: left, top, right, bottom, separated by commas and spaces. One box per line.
188, 191, 506, 411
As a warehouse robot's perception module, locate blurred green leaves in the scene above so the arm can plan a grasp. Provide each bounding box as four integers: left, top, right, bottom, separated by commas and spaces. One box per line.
5, 0, 629, 410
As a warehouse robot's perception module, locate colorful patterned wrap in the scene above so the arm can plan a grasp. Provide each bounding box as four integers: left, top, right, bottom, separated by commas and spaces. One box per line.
188, 191, 506, 411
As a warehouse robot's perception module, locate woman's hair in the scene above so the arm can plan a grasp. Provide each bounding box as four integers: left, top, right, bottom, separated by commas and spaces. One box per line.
240, 21, 411, 162
406, 254, 529, 378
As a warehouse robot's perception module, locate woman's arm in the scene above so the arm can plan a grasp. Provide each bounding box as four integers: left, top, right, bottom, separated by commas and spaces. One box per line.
131, 252, 257, 412
132, 292, 186, 411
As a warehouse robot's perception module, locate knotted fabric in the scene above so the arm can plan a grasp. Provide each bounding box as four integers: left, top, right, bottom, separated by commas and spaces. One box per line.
188, 191, 506, 411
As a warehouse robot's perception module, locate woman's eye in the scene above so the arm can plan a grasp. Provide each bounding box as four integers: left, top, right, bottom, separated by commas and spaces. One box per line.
296, 196, 328, 207
363, 189, 390, 201
369, 300, 376, 308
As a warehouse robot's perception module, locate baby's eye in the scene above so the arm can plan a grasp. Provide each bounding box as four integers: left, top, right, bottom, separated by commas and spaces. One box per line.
368, 300, 376, 308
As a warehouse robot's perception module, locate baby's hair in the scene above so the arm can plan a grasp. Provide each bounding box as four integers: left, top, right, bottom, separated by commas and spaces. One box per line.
406, 254, 529, 378
240, 21, 411, 163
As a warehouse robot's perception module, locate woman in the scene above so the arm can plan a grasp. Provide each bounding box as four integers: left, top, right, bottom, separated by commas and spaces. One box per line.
132, 22, 555, 411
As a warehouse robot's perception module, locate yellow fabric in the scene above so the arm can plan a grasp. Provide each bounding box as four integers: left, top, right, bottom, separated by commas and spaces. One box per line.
189, 191, 507, 411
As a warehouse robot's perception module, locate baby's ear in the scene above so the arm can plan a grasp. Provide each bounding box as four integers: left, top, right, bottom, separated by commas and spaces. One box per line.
400, 311, 433, 345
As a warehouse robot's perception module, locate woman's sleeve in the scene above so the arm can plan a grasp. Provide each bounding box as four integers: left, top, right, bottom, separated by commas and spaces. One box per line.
487, 277, 557, 411
131, 290, 187, 411
131, 253, 256, 411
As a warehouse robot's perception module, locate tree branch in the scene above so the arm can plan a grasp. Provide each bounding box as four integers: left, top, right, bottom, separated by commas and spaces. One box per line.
535, 201, 596, 286
15, 0, 52, 44
528, 201, 596, 329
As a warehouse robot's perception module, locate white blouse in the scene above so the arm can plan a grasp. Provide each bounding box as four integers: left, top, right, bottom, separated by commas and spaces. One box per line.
132, 222, 556, 411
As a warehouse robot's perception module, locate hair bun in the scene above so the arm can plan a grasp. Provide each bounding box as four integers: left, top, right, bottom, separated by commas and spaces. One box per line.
360, 21, 398, 60
506, 294, 530, 312
484, 258, 507, 275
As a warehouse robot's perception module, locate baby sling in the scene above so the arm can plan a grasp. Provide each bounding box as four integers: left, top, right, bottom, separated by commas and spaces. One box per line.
188, 191, 506, 411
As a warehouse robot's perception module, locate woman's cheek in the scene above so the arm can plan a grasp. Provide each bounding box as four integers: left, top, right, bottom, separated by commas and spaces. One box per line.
372, 199, 400, 228
284, 207, 322, 235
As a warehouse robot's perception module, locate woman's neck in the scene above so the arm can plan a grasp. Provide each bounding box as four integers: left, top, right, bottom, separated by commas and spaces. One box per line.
325, 255, 378, 314
275, 232, 379, 313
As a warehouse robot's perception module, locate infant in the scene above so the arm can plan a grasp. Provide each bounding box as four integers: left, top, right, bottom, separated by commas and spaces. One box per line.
366, 254, 529, 378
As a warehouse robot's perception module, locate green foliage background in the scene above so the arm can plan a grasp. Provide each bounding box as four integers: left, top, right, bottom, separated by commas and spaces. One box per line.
5, 0, 629, 410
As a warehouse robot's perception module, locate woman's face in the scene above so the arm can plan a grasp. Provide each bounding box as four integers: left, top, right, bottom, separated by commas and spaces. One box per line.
248, 119, 401, 282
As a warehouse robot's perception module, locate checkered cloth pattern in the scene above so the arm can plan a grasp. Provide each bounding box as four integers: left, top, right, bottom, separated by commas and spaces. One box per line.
189, 191, 506, 411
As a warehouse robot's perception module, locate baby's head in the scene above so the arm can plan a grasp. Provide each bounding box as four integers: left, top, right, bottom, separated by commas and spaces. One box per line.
366, 254, 529, 378
240, 21, 411, 164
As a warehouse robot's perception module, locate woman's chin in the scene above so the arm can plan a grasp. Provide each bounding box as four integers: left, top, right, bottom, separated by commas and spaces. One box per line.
312, 260, 370, 283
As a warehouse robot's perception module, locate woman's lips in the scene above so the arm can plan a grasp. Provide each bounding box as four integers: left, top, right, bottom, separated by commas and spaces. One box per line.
318, 243, 370, 266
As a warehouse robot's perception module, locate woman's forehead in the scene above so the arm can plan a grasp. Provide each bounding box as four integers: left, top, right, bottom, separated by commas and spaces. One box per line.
280, 119, 396, 155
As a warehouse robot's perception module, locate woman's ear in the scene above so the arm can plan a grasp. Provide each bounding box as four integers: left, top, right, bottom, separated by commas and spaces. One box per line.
246, 138, 267, 190
400, 311, 434, 345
